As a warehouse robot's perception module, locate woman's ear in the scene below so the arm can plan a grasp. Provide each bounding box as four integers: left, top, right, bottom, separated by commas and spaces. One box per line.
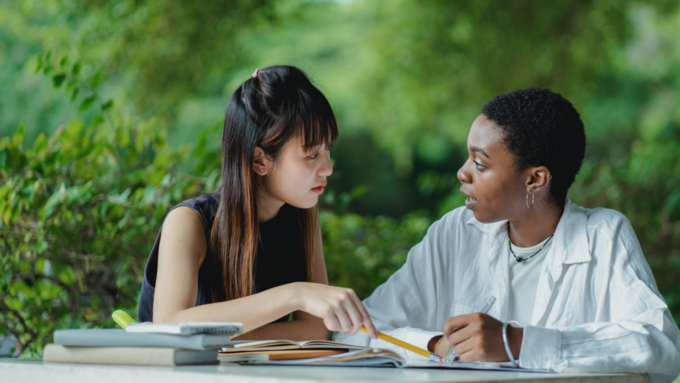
252, 147, 268, 176
525, 166, 552, 194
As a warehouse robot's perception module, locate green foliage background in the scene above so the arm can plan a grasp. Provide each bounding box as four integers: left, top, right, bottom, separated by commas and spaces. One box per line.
1, 0, 680, 358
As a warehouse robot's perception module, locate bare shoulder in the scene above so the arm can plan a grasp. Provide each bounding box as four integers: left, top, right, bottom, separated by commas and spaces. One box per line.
159, 206, 207, 265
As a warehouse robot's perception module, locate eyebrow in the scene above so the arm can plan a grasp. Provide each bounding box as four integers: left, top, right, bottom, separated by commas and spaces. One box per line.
471, 146, 491, 159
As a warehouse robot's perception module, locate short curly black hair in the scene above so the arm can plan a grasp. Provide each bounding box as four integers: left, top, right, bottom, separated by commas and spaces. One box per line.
481, 87, 586, 206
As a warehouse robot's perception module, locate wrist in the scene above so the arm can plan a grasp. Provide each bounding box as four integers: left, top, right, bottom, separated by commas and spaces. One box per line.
427, 335, 443, 353
508, 325, 524, 359
283, 282, 304, 312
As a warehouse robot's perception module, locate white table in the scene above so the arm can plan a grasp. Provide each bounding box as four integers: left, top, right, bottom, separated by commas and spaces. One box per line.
0, 358, 647, 383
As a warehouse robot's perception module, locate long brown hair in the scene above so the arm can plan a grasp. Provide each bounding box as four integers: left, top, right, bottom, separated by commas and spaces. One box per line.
209, 65, 338, 302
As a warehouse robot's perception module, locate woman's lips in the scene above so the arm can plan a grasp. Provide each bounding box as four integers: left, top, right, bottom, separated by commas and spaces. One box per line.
311, 186, 324, 194
460, 189, 477, 209
465, 196, 478, 209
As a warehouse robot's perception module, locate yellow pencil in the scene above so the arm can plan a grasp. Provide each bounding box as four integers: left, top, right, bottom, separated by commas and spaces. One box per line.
360, 326, 442, 363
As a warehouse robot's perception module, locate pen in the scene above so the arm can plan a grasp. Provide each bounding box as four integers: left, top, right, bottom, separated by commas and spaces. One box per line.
359, 326, 443, 363
442, 296, 496, 364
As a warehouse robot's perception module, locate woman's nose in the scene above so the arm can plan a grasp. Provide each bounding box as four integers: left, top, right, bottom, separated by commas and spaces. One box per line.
319, 151, 333, 177
457, 162, 471, 184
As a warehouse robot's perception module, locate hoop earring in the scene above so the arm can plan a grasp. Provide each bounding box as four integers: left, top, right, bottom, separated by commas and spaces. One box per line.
526, 193, 535, 208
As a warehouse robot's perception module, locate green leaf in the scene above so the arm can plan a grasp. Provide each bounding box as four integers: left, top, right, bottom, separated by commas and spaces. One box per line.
91, 114, 104, 126
79, 96, 96, 112
42, 183, 66, 219
45, 50, 52, 60
70, 88, 79, 102
65, 80, 77, 92
72, 62, 81, 75
52, 74, 67, 88
11, 124, 25, 148
2, 209, 10, 226
35, 55, 43, 73
101, 100, 113, 110
32, 133, 48, 154
91, 69, 103, 87
60, 56, 68, 67
0, 150, 6, 168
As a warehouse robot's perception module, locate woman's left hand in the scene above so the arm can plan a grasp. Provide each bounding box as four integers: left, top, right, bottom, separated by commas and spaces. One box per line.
442, 313, 523, 363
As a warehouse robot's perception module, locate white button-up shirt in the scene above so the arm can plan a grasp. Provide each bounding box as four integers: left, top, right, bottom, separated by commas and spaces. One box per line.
334, 200, 680, 383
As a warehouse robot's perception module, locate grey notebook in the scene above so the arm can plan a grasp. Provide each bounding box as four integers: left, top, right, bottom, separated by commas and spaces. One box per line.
54, 329, 234, 350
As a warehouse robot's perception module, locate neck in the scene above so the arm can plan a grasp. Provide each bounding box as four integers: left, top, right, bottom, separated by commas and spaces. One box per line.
255, 180, 284, 223
508, 201, 564, 247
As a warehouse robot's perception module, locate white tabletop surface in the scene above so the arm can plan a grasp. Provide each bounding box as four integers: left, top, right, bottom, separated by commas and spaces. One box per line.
0, 358, 647, 383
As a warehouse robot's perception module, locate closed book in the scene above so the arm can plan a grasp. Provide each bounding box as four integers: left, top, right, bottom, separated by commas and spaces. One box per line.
54, 329, 232, 350
43, 344, 217, 366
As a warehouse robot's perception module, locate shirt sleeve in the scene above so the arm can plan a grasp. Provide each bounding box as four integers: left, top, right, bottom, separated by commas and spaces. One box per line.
518, 219, 680, 383
334, 217, 447, 360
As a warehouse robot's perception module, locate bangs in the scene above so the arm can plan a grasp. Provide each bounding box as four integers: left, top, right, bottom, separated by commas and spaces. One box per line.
295, 109, 338, 151
260, 87, 339, 151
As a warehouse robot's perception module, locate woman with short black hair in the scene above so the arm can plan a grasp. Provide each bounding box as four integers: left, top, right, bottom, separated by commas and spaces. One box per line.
336, 87, 680, 383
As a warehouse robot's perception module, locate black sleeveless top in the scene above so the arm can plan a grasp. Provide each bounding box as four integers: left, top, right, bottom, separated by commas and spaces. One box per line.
137, 191, 307, 322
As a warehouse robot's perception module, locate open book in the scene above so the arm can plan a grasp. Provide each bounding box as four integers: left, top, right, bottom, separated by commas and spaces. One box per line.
234, 345, 552, 372
220, 339, 552, 372
221, 339, 369, 352
252, 349, 551, 371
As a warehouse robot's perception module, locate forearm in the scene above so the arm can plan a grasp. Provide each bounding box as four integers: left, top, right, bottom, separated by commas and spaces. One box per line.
234, 313, 328, 341
156, 283, 301, 333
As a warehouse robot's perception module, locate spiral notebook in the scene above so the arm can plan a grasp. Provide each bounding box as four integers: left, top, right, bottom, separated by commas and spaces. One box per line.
126, 322, 243, 336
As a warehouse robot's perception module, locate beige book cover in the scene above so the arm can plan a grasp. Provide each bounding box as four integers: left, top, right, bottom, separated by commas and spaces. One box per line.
43, 344, 217, 366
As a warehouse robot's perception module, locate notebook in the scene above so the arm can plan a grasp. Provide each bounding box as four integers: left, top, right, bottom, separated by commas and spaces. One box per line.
126, 322, 243, 336
43, 344, 218, 366
218, 349, 345, 363
54, 329, 234, 350
221, 339, 369, 352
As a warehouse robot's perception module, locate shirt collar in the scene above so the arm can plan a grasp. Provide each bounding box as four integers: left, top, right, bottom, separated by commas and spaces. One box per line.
465, 198, 591, 280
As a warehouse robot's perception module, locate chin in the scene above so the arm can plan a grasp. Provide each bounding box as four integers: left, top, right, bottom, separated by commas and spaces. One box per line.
471, 211, 499, 224
287, 197, 319, 210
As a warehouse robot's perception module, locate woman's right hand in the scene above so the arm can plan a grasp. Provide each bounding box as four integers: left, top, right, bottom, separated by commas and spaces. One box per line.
291, 282, 378, 339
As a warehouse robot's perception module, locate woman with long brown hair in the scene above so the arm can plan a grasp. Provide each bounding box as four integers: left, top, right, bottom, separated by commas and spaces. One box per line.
137, 65, 378, 340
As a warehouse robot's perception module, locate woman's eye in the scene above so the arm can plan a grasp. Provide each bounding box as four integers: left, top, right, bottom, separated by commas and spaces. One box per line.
474, 160, 486, 170
308, 153, 319, 159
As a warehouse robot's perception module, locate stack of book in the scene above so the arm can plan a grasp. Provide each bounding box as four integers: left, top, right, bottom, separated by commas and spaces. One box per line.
44, 322, 242, 366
